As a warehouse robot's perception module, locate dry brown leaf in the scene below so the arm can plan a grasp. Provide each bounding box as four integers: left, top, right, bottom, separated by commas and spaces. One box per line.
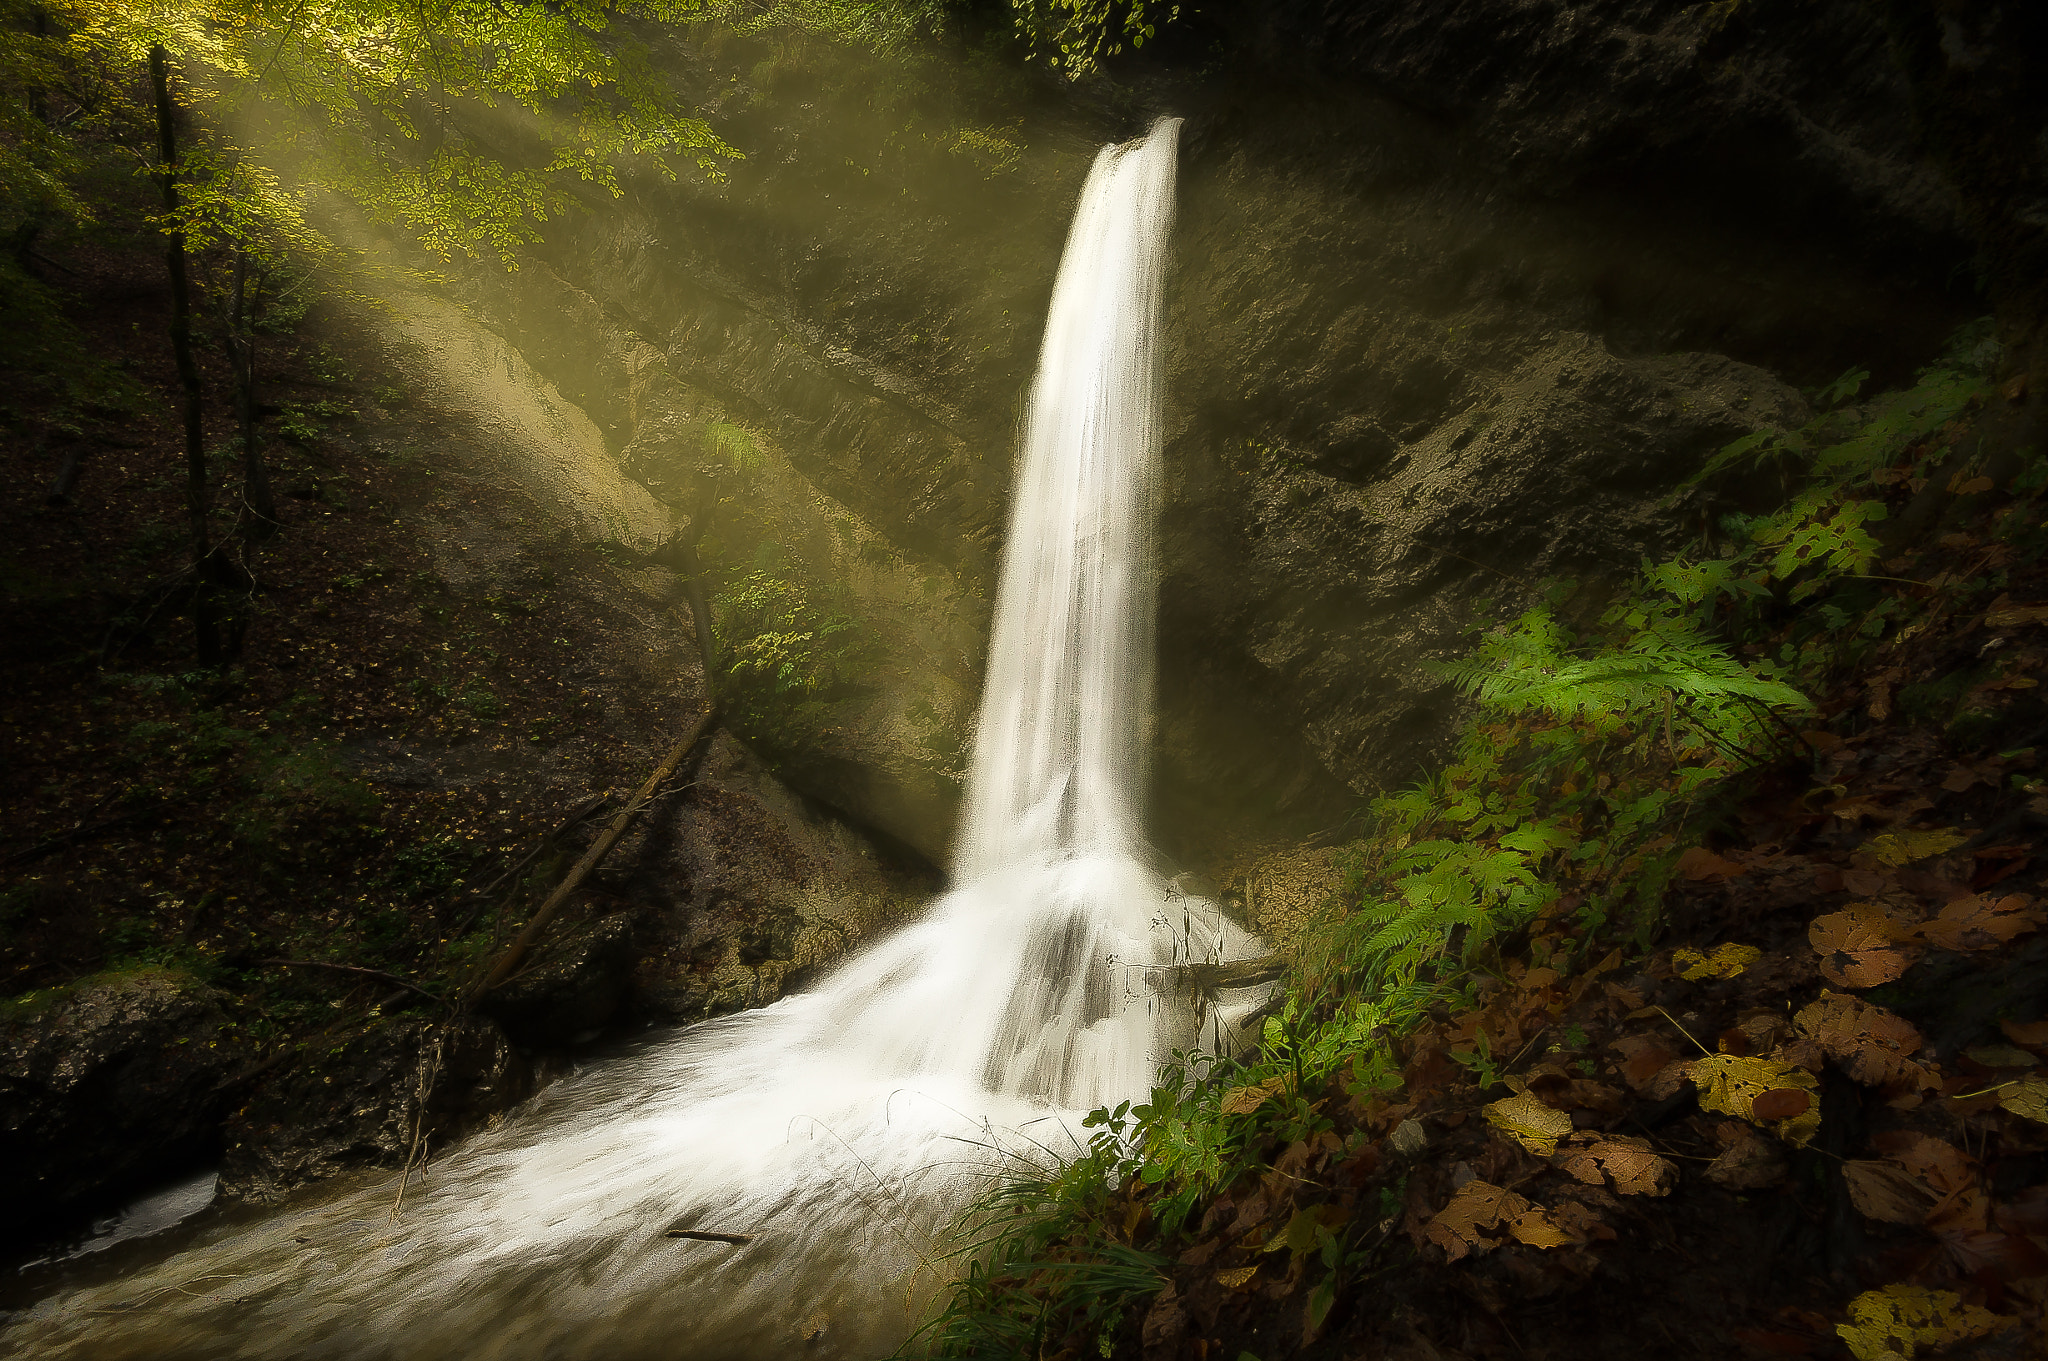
1915, 893, 2044, 952
1871, 1132, 1981, 1210
1643, 1059, 1695, 1101
1423, 1181, 1575, 1262
1555, 1135, 1676, 1196
1561, 1079, 1627, 1114
1999, 1075, 2048, 1125
1842, 1160, 1940, 1224
1546, 1198, 1617, 1243
1866, 827, 1969, 867
2000, 1018, 2048, 1051
1704, 1128, 1787, 1190
1220, 1075, 1285, 1116
1794, 992, 1931, 1089
1483, 1092, 1574, 1156
1985, 596, 2048, 629
1809, 903, 1921, 989
1691, 1054, 1822, 1146
1676, 847, 1747, 881
1940, 766, 1976, 792
1672, 942, 1762, 980
1422, 1181, 1512, 1263
1835, 1284, 2017, 1361
1611, 1035, 1678, 1091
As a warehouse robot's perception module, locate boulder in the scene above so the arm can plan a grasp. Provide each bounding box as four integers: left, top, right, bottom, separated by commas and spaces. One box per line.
1, 968, 246, 1229
473, 913, 639, 1048
219, 1014, 530, 1204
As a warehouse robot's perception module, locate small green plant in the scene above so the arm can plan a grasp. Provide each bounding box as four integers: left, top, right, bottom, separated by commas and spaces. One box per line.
385, 835, 477, 899
454, 681, 506, 721
277, 398, 355, 443
712, 565, 873, 747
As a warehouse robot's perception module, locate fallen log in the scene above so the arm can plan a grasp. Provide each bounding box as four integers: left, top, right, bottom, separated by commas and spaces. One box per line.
472, 705, 718, 996
1144, 955, 1286, 992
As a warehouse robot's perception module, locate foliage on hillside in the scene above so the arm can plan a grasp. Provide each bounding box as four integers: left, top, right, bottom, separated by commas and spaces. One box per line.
908, 333, 2048, 1360
715, 0, 1186, 74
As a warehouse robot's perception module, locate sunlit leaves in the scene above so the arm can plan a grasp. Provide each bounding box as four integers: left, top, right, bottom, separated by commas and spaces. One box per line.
1434, 606, 1811, 751
1755, 496, 1887, 590
1688, 360, 1991, 611
1482, 1090, 1572, 1155
1424, 1180, 1575, 1261
1689, 1054, 1821, 1147
1006, 0, 1182, 75
69, 0, 738, 266
1835, 1285, 2017, 1361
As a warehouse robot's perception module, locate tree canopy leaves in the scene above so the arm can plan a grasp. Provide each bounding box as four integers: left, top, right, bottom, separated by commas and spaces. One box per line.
59, 0, 737, 264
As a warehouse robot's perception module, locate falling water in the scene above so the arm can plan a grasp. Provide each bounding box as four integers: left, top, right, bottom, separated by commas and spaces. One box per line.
4, 116, 1266, 1361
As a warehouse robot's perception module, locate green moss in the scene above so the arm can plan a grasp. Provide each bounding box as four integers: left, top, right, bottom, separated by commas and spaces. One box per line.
0, 963, 208, 1026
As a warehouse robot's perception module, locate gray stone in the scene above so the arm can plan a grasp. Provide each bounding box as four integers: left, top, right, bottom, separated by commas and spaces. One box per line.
1, 968, 246, 1228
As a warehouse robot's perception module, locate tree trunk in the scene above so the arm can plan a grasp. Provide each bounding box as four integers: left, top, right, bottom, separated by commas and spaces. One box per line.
227, 248, 280, 540
149, 44, 221, 667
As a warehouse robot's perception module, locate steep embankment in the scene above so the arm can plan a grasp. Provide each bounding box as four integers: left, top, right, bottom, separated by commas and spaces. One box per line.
0, 243, 932, 1251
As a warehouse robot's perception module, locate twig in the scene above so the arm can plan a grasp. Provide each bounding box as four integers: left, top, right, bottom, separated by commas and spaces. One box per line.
390, 1029, 445, 1222
261, 958, 450, 1011
664, 1229, 754, 1245
1653, 1005, 1712, 1056
2, 802, 142, 863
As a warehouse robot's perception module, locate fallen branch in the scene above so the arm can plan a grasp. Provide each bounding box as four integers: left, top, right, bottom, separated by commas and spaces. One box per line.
473, 705, 719, 996
3, 812, 148, 868
665, 1229, 754, 1245
261, 958, 451, 1011
1145, 955, 1286, 992
447, 790, 614, 939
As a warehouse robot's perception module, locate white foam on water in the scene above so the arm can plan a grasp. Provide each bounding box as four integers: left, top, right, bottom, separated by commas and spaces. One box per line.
4, 116, 1265, 1361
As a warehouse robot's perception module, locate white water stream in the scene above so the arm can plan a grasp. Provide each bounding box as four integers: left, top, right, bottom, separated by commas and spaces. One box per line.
6, 116, 1266, 1360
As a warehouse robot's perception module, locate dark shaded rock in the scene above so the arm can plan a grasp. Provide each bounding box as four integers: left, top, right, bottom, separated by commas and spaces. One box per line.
473, 912, 638, 1048
1248, 0, 1963, 286
617, 732, 931, 1023
219, 1014, 530, 1204
0, 968, 246, 1231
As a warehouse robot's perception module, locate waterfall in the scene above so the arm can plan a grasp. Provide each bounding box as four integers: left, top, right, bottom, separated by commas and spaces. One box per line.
5, 116, 1266, 1361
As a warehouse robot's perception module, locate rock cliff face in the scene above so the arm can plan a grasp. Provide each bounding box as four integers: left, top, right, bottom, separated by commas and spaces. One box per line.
1252, 0, 1959, 282
405, 3, 1971, 866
